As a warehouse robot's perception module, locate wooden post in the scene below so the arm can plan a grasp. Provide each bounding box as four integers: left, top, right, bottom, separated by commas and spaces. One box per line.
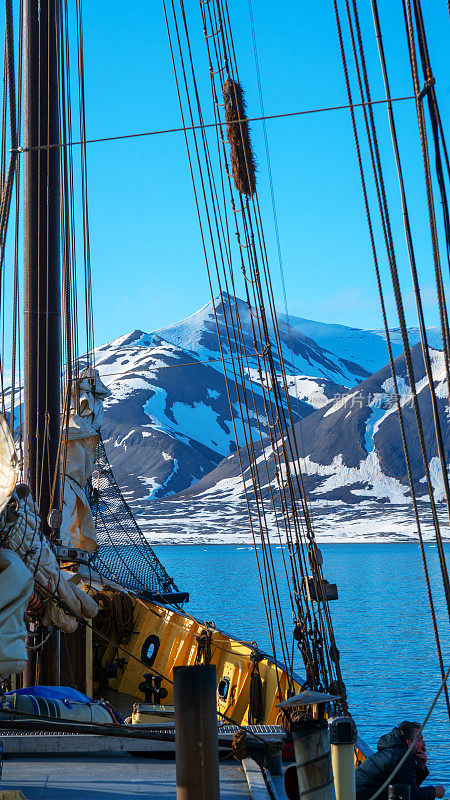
60, 626, 87, 694
23, 0, 61, 688
292, 720, 336, 800
174, 665, 220, 800
85, 624, 93, 698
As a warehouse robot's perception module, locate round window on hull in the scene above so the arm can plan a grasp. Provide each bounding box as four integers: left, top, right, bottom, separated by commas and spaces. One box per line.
217, 676, 230, 702
141, 634, 160, 667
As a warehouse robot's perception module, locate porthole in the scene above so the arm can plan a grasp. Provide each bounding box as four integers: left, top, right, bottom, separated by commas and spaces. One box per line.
140, 634, 160, 667
217, 676, 230, 702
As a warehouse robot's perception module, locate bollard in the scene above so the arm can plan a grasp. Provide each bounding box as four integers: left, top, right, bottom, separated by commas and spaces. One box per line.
174, 665, 220, 800
329, 717, 357, 800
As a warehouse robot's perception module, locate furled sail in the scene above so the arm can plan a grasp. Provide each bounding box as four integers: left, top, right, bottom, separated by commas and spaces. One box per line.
0, 414, 28, 676
60, 368, 110, 553
0, 549, 33, 677
0, 412, 19, 510
1, 485, 98, 633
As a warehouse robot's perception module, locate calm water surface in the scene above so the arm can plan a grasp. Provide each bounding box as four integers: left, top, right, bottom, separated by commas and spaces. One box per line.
155, 543, 450, 784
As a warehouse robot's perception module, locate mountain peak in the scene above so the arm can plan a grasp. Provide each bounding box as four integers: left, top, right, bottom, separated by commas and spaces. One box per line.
92, 295, 446, 540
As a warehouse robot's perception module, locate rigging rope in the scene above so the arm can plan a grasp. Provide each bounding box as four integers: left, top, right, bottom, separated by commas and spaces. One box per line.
411, 0, 450, 279
332, 0, 450, 717
159, 0, 349, 709
368, 0, 450, 712
1, 0, 446, 720
402, 0, 450, 613
9, 96, 415, 154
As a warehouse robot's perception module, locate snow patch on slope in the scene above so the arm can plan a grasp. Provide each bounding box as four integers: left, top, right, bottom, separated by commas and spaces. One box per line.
171, 401, 233, 454
325, 393, 357, 417
300, 452, 410, 503
371, 326, 443, 351
364, 407, 384, 454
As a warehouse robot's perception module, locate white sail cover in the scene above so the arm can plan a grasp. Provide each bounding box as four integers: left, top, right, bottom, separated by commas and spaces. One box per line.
60, 368, 110, 553
0, 412, 19, 512
1, 485, 98, 633
0, 548, 33, 677
0, 414, 26, 676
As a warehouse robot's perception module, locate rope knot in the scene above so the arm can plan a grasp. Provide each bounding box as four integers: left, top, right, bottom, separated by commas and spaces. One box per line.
232, 729, 247, 762
195, 628, 212, 665
250, 647, 263, 665
418, 76, 435, 101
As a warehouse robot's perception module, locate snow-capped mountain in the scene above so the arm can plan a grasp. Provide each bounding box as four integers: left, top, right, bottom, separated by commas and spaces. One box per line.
173, 343, 449, 508
98, 295, 385, 502
96, 332, 278, 499
4, 294, 446, 541
149, 294, 399, 389
287, 315, 402, 375
131, 339, 450, 544
92, 296, 447, 538
370, 326, 443, 351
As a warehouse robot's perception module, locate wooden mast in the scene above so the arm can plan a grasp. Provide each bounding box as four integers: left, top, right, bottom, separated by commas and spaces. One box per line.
23, 0, 61, 686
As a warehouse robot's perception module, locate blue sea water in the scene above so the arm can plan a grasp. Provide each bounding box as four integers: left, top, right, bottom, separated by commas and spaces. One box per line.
155, 543, 450, 785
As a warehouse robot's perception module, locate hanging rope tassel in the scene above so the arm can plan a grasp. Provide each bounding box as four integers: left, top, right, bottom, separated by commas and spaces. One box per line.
194, 628, 212, 665
248, 650, 264, 724
223, 78, 256, 196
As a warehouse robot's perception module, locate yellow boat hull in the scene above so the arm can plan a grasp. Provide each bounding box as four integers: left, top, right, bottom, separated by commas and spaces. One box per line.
95, 594, 301, 725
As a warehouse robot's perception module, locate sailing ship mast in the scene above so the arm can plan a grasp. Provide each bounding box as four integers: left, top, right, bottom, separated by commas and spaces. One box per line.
23, 0, 61, 686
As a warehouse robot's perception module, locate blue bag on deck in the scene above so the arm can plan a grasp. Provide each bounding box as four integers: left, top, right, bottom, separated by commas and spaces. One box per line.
6, 685, 92, 703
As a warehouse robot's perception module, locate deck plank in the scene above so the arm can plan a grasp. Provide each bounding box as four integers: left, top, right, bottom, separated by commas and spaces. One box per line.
242, 759, 272, 799
1, 754, 252, 799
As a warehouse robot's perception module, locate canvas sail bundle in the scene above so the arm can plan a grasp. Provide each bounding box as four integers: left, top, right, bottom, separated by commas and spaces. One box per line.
0, 413, 19, 510
0, 414, 29, 676
0, 484, 98, 633
60, 368, 110, 554
0, 548, 33, 677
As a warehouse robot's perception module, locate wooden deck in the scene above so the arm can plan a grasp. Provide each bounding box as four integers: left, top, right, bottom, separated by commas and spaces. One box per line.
0, 752, 281, 799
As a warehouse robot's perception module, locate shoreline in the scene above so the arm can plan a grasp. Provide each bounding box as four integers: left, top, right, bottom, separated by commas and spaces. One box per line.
146, 536, 448, 545
132, 500, 450, 546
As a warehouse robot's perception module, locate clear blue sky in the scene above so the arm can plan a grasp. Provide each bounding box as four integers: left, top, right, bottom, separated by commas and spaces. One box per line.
74, 0, 450, 347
